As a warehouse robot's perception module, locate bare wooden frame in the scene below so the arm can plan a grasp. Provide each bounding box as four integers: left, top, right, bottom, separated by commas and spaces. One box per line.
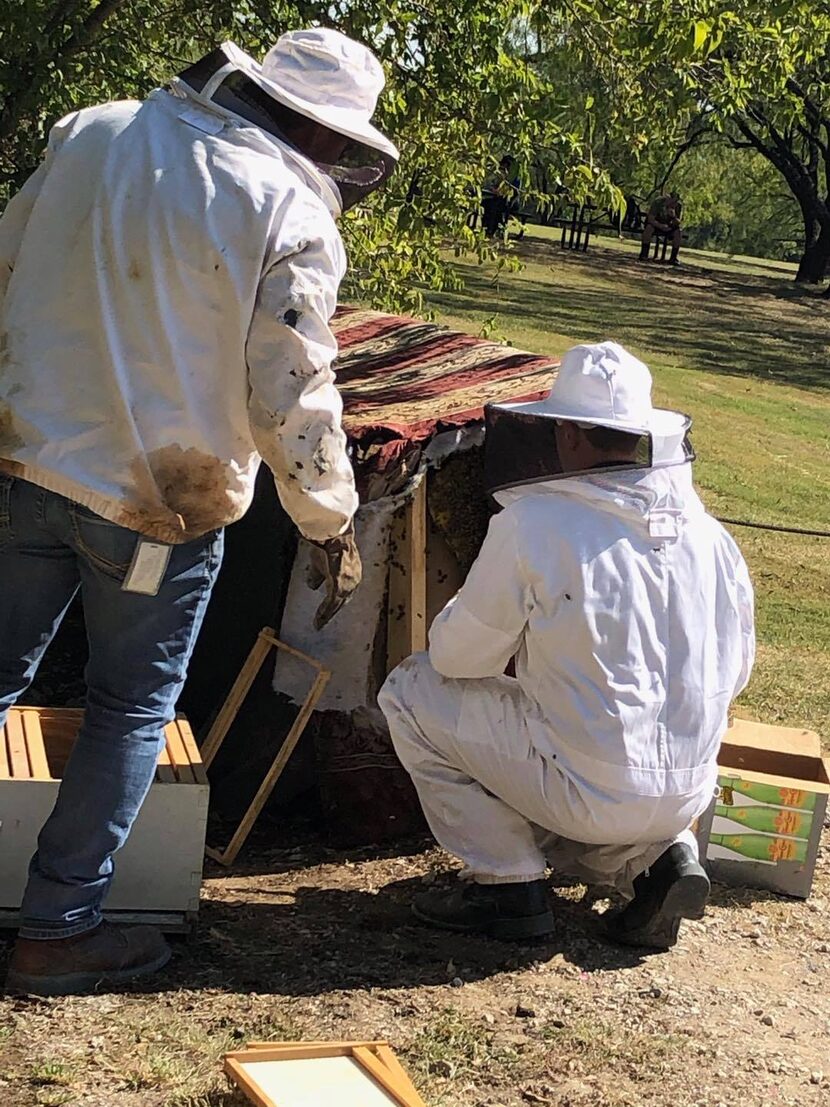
202, 627, 331, 866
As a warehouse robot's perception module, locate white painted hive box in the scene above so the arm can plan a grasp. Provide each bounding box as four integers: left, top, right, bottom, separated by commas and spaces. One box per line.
0, 707, 208, 930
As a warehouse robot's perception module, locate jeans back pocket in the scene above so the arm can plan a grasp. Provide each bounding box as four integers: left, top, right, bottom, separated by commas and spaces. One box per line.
69, 502, 138, 584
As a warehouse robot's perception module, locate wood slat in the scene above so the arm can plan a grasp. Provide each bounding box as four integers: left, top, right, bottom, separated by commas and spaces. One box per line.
5, 711, 31, 779
155, 740, 177, 784
21, 710, 51, 780
175, 715, 208, 785
245, 1041, 389, 1052
407, 479, 428, 655
354, 1046, 417, 1106
374, 1046, 429, 1107
165, 720, 196, 784
0, 721, 10, 779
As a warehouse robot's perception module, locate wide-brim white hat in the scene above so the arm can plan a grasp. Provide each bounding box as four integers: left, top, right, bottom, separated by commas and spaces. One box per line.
494, 340, 688, 443
222, 32, 399, 162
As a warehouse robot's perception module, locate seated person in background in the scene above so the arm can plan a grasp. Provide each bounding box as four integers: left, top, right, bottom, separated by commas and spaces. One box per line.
639, 192, 682, 264
379, 342, 754, 950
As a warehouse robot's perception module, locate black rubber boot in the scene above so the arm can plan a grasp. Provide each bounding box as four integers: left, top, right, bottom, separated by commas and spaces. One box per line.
606, 842, 710, 951
638, 241, 650, 261
412, 879, 554, 940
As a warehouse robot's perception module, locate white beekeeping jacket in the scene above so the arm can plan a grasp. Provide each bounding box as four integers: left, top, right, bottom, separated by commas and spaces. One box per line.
429, 462, 755, 800
0, 84, 357, 544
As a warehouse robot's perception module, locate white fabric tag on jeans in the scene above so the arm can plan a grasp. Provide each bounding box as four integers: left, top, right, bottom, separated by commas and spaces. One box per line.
122, 540, 172, 596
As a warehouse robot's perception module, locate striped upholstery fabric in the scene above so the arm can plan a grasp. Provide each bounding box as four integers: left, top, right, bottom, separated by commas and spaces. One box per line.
332, 307, 559, 444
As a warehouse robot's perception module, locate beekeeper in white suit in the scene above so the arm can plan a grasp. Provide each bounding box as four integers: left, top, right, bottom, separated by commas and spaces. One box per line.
1, 29, 397, 996
380, 342, 755, 949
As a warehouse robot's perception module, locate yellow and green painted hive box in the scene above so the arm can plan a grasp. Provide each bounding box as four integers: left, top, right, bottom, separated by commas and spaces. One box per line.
696, 719, 830, 898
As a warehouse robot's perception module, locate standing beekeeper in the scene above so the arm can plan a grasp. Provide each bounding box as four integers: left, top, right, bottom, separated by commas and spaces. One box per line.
0, 28, 398, 996
379, 342, 754, 949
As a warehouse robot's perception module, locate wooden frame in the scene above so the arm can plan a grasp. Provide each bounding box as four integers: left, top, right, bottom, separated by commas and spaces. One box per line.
202, 627, 330, 867
386, 478, 429, 672
224, 1041, 427, 1107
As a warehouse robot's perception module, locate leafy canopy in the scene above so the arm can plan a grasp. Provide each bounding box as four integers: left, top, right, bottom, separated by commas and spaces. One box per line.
0, 0, 624, 312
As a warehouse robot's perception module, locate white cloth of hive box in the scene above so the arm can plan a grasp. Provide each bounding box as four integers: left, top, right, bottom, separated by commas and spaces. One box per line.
274, 482, 419, 711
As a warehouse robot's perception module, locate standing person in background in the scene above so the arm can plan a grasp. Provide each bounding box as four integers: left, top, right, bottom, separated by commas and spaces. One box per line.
0, 28, 398, 997
482, 155, 520, 237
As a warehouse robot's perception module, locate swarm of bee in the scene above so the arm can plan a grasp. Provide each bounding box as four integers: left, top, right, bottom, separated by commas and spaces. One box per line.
428, 447, 494, 575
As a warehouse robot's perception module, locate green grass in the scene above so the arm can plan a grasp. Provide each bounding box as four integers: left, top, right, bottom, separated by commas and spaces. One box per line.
403, 1006, 524, 1104
541, 1016, 683, 1080
426, 241, 830, 740
405, 1008, 490, 1084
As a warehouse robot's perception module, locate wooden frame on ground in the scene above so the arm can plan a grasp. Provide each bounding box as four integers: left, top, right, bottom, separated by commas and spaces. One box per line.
224, 1041, 427, 1107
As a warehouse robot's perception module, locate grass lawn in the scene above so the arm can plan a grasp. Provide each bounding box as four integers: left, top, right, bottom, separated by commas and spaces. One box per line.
427, 234, 830, 740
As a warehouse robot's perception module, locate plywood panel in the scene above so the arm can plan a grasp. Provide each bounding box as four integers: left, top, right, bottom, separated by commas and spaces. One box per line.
386, 504, 411, 674
230, 1055, 402, 1107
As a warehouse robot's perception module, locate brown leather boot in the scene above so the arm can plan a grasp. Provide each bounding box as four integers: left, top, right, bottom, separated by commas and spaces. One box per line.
5, 922, 171, 996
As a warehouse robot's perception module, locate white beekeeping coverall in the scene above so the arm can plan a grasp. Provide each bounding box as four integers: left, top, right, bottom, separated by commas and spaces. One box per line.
380, 363, 755, 895
0, 77, 357, 544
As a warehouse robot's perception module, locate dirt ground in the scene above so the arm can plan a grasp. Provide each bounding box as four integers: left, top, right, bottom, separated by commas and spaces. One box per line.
1, 818, 829, 1107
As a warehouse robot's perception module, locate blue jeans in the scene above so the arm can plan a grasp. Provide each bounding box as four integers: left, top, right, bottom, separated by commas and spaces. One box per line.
0, 475, 223, 939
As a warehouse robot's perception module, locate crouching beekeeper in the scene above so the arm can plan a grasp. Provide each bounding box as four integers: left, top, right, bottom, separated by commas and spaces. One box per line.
379, 342, 755, 949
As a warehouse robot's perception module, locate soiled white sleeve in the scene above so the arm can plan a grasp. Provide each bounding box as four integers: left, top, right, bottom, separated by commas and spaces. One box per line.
245, 230, 357, 543
429, 507, 531, 678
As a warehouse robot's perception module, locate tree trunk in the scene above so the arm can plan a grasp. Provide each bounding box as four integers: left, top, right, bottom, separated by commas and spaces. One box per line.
797, 241, 830, 283
792, 191, 830, 281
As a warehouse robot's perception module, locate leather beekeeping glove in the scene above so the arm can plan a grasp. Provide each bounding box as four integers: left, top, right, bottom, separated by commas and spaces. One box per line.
305, 524, 362, 630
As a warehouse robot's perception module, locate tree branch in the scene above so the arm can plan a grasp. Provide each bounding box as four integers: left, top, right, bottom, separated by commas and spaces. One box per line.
654, 124, 714, 192
0, 0, 130, 143
786, 77, 830, 135
57, 0, 131, 62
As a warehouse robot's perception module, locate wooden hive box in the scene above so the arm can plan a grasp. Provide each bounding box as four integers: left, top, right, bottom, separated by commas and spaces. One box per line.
0, 707, 209, 931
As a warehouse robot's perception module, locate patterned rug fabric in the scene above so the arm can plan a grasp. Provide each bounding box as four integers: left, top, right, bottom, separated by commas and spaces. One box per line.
333, 307, 559, 444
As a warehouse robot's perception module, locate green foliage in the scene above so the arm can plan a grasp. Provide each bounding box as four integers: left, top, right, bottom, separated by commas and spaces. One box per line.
4, 2, 827, 300
530, 0, 830, 279
0, 0, 617, 314
666, 143, 801, 259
